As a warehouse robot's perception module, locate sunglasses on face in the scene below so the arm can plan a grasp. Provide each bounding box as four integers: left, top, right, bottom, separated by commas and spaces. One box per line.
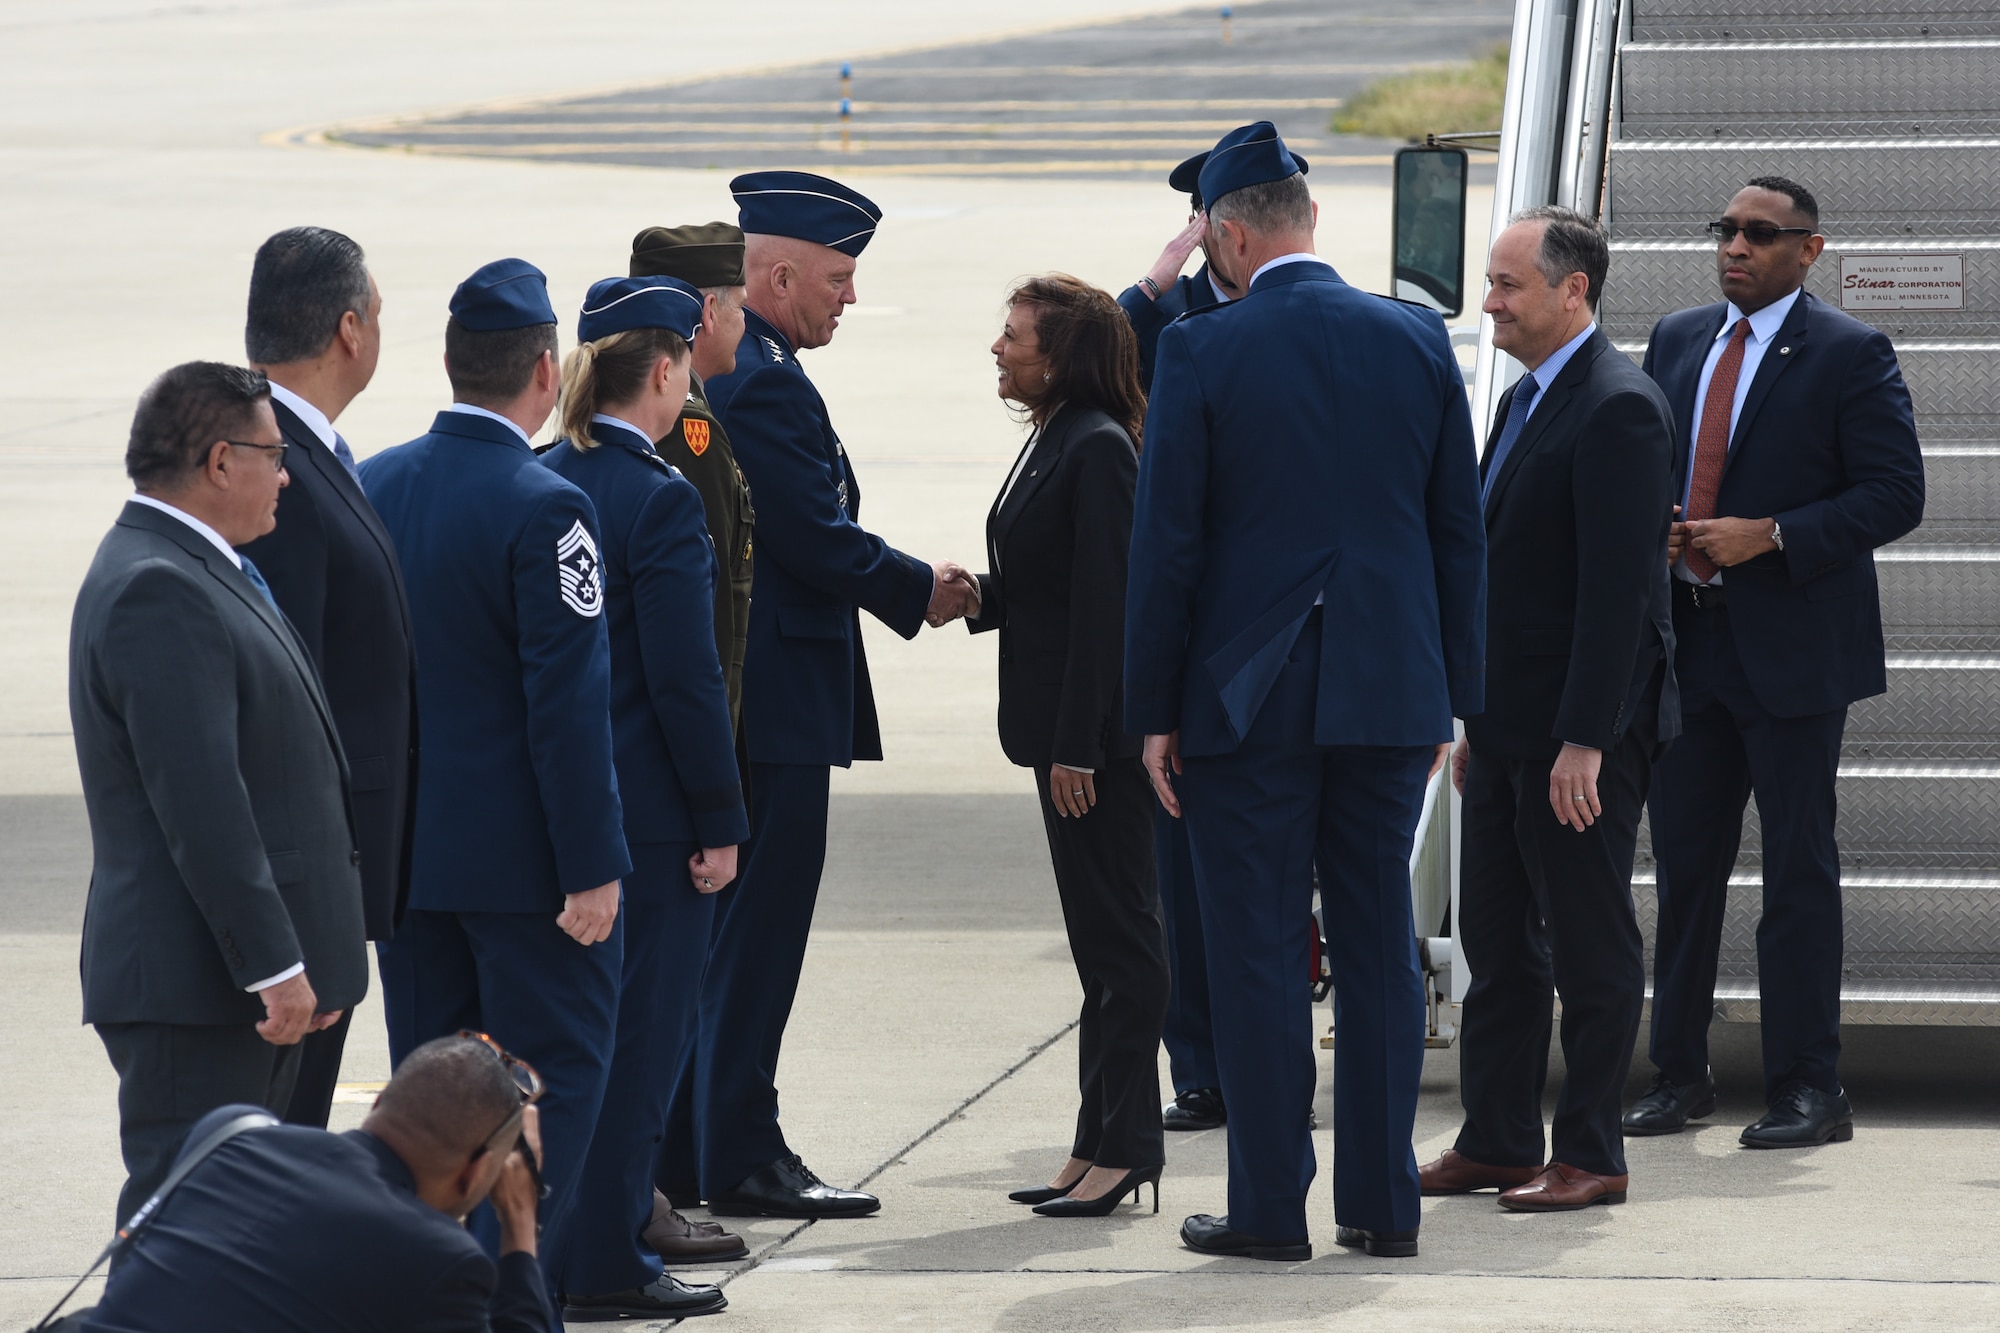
1706, 221, 1814, 246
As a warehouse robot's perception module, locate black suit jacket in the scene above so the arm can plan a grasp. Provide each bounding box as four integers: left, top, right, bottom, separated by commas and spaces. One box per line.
1643, 291, 1924, 716
1468, 329, 1680, 759
82, 1110, 551, 1333
241, 399, 417, 939
967, 405, 1141, 770
69, 503, 367, 1024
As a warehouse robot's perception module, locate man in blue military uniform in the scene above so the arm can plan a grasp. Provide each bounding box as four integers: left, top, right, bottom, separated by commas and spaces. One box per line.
541, 276, 742, 1321
1126, 123, 1486, 1261
359, 259, 630, 1286
666, 171, 974, 1219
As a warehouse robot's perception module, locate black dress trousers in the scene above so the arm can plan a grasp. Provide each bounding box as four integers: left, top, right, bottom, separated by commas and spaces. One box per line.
1035, 757, 1170, 1169
1452, 703, 1655, 1177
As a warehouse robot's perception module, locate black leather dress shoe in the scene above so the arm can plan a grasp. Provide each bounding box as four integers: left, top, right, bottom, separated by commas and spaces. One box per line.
708, 1153, 881, 1218
1622, 1068, 1717, 1136
1740, 1084, 1853, 1149
1334, 1225, 1419, 1258
1179, 1213, 1310, 1262
564, 1274, 727, 1320
1163, 1088, 1226, 1131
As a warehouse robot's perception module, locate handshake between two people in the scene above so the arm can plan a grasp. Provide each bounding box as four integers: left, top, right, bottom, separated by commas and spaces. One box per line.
926, 560, 982, 629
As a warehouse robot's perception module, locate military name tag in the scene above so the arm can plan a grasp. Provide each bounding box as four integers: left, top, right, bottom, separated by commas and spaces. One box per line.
685, 418, 711, 456
557, 519, 604, 618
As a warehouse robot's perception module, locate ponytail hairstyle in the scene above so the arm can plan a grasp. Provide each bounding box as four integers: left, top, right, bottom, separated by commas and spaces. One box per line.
558, 326, 690, 450
1004, 273, 1147, 449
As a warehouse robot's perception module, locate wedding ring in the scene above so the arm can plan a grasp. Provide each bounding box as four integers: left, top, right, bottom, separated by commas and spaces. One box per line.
702, 877, 713, 888
1571, 795, 1587, 802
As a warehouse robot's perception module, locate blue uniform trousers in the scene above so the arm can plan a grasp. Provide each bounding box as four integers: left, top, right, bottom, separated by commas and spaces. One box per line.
1648, 597, 1847, 1099
377, 908, 621, 1287
1154, 801, 1220, 1094
666, 761, 830, 1195
557, 842, 712, 1298
1176, 620, 1431, 1241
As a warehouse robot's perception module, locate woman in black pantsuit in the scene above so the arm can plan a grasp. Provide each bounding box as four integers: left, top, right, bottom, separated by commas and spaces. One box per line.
962, 274, 1170, 1218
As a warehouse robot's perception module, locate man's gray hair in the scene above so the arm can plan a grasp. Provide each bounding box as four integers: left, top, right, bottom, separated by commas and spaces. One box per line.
1510, 205, 1609, 310
1208, 173, 1314, 236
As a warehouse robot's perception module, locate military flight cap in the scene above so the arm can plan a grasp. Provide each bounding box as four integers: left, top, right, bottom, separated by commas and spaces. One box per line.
449, 258, 557, 330
577, 275, 705, 345
1197, 122, 1311, 210
1169, 152, 1209, 210
630, 222, 747, 287
730, 170, 882, 257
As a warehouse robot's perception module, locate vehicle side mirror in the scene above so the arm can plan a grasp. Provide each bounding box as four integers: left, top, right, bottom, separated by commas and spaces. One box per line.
1392, 146, 1470, 317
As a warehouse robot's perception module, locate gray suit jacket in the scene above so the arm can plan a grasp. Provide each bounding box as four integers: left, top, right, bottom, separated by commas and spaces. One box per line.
69, 501, 367, 1026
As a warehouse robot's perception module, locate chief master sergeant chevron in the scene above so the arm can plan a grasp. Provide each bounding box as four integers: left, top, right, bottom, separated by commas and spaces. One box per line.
1125, 122, 1486, 1262
359, 258, 630, 1285
664, 171, 976, 1221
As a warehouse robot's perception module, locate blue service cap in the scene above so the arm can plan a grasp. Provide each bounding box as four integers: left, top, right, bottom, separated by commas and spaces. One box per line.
730, 171, 882, 257
1169, 152, 1209, 210
1197, 122, 1311, 211
577, 275, 705, 345
449, 258, 557, 331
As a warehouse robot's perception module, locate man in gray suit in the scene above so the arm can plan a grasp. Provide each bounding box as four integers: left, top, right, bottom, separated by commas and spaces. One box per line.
70, 361, 368, 1226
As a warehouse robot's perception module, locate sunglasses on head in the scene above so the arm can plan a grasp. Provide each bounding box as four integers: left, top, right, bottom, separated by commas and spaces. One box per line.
1706, 220, 1814, 246
457, 1030, 549, 1198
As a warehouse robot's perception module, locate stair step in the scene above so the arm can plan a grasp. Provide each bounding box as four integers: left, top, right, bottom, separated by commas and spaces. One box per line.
1633, 0, 2000, 43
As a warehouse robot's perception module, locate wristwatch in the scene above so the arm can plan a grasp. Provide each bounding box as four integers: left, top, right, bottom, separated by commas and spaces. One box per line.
1770, 519, 1785, 551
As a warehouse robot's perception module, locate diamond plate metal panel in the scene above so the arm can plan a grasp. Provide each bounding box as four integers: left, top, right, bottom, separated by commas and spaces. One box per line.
1621, 41, 2000, 139
1598, 242, 2000, 340
1878, 551, 2000, 650
1633, 0, 2000, 43
1692, 984, 2000, 1026
1846, 654, 2000, 755
1607, 139, 2000, 238
1908, 446, 2000, 544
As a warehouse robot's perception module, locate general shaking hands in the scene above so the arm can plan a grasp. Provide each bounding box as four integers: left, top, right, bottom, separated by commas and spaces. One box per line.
927, 561, 980, 627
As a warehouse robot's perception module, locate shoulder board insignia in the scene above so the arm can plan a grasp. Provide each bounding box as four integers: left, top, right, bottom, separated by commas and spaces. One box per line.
1375, 291, 1441, 312
761, 336, 788, 364
685, 418, 711, 456
1169, 302, 1228, 324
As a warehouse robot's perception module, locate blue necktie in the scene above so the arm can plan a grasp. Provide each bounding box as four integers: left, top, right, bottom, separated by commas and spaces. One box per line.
1480, 370, 1538, 505
240, 555, 279, 611
332, 433, 360, 482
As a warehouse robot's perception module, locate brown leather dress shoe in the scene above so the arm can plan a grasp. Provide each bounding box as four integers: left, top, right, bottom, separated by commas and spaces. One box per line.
643, 1188, 750, 1262
1418, 1149, 1544, 1196
1497, 1163, 1629, 1212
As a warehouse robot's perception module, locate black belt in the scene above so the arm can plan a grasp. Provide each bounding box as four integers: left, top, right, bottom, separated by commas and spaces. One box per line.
1675, 580, 1727, 609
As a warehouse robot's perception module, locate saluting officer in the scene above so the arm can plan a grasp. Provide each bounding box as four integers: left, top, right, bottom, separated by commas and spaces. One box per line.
629, 224, 756, 733
665, 171, 974, 1220
359, 259, 630, 1284
541, 276, 743, 1322
1117, 150, 1265, 393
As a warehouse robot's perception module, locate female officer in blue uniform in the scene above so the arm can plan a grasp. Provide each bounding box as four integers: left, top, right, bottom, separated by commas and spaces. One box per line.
540, 276, 748, 1322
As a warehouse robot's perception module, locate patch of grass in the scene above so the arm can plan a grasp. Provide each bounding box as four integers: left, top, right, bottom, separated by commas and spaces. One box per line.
1331, 46, 1509, 142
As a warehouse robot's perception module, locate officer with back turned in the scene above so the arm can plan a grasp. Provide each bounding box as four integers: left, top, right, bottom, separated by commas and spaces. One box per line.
358, 259, 629, 1291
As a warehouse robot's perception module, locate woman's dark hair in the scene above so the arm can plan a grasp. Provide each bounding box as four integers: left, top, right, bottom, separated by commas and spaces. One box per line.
1005, 274, 1147, 447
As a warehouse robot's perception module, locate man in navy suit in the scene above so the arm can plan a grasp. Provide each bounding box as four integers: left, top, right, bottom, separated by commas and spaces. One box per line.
1626, 177, 1924, 1147
664, 172, 974, 1220
84, 1035, 554, 1332
239, 226, 418, 1129
361, 260, 630, 1281
1127, 122, 1486, 1261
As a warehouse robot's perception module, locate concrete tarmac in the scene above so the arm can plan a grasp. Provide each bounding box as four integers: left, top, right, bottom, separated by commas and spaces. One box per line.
2, 2, 1997, 1330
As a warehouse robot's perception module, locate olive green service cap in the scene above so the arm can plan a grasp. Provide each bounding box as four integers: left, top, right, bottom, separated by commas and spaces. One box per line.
630, 222, 747, 287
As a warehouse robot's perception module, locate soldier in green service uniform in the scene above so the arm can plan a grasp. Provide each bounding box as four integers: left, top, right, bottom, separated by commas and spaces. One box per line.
630, 223, 755, 727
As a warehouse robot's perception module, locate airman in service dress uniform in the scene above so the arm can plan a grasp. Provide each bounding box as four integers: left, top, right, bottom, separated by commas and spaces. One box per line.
629, 224, 756, 733
666, 172, 960, 1220
541, 276, 743, 1322
1125, 124, 1486, 1261
359, 259, 630, 1284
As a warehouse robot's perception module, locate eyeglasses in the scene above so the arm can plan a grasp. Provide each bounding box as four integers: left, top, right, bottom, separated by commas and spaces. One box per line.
1706, 221, 1814, 246
457, 1030, 549, 1198
225, 439, 289, 471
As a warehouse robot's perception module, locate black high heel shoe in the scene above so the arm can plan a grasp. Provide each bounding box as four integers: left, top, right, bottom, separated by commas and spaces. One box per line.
1007, 1176, 1082, 1205
1031, 1165, 1162, 1217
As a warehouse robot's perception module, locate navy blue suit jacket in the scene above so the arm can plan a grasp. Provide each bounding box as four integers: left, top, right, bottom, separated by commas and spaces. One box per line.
542, 422, 749, 851
1126, 261, 1487, 754
1642, 291, 1924, 715
360, 411, 630, 912
702, 308, 933, 767
1118, 263, 1226, 392
84, 1108, 552, 1333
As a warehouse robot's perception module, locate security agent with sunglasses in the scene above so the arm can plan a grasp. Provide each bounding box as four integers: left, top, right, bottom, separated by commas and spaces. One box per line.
360, 260, 630, 1285
82, 1035, 556, 1332
1632, 177, 1924, 1147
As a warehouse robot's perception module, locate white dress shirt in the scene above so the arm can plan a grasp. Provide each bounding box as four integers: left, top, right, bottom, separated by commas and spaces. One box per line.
267, 382, 339, 455
446, 402, 534, 448
1249, 252, 1331, 287
125, 492, 303, 992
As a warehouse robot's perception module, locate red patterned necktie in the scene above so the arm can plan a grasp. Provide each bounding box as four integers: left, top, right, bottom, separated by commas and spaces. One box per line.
1683, 318, 1751, 582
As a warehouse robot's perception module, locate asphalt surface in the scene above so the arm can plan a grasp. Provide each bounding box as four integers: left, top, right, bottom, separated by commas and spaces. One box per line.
317, 0, 1512, 181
